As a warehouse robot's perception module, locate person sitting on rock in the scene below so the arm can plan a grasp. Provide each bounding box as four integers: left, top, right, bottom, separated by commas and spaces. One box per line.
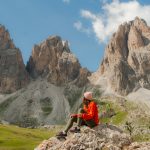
56, 92, 99, 137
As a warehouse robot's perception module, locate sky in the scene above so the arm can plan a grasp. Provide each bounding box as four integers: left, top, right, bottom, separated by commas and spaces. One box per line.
0, 0, 150, 72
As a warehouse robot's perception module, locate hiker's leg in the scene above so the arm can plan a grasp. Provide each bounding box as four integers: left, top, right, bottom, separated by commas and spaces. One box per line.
77, 108, 85, 127
84, 119, 97, 128
64, 116, 77, 133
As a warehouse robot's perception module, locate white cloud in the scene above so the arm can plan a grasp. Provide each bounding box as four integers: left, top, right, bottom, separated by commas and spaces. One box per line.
74, 21, 91, 35
74, 21, 82, 30
62, 0, 70, 4
77, 0, 150, 43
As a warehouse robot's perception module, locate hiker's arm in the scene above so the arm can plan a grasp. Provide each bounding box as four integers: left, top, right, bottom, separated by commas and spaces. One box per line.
82, 103, 95, 120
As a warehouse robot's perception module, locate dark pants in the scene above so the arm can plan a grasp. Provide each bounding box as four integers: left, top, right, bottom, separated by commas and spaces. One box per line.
64, 108, 96, 133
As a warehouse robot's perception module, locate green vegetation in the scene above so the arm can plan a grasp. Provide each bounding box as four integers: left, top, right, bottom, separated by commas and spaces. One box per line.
96, 97, 150, 142
96, 99, 128, 125
111, 111, 128, 125
0, 124, 61, 150
132, 133, 150, 142
40, 97, 53, 116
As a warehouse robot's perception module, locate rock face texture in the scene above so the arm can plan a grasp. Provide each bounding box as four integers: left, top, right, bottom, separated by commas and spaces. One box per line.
35, 124, 149, 150
0, 34, 91, 125
26, 36, 91, 87
35, 124, 150, 150
93, 17, 150, 95
0, 25, 29, 93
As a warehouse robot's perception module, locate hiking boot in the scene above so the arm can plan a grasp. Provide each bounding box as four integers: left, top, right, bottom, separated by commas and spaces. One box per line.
56, 131, 67, 137
70, 127, 80, 133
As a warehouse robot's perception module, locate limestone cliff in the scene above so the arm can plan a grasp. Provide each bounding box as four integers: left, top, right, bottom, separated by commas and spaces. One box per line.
0, 25, 29, 93
91, 17, 150, 95
26, 36, 91, 87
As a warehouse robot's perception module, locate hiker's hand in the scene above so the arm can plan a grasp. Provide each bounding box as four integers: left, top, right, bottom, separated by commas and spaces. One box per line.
78, 113, 82, 118
71, 114, 77, 118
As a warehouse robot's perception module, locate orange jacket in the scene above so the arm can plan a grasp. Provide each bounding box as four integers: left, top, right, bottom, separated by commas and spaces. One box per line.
82, 101, 99, 125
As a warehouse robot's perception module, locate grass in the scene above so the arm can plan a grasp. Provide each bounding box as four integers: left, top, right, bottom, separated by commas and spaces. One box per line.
111, 111, 128, 125
132, 133, 150, 142
97, 99, 128, 125
0, 124, 61, 150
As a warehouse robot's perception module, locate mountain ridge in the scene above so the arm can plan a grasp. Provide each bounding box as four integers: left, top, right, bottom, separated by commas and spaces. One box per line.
90, 17, 150, 96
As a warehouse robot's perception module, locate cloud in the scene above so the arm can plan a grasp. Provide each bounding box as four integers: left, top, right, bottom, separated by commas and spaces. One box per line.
74, 21, 91, 35
76, 0, 150, 43
62, 0, 70, 4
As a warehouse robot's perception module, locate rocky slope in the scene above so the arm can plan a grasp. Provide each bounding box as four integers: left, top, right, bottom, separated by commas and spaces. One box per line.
35, 124, 150, 150
90, 17, 150, 96
0, 79, 87, 125
26, 36, 90, 87
0, 25, 29, 93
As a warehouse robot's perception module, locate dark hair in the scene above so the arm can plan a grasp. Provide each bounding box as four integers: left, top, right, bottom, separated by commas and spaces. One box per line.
83, 97, 91, 103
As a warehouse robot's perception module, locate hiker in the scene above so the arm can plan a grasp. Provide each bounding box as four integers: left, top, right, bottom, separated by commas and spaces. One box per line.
56, 92, 99, 137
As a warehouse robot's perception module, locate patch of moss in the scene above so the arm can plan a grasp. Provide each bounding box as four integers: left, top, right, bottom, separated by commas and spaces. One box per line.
101, 117, 111, 124
111, 111, 128, 125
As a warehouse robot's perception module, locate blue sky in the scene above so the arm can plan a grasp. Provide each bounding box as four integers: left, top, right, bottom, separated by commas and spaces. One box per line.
0, 0, 150, 72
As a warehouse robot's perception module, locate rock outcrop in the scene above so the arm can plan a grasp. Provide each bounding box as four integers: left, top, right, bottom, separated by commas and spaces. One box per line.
35, 124, 150, 150
0, 25, 29, 93
26, 36, 91, 87
35, 124, 149, 150
91, 17, 150, 95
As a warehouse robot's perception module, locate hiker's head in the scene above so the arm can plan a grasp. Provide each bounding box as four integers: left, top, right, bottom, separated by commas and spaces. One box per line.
83, 92, 92, 105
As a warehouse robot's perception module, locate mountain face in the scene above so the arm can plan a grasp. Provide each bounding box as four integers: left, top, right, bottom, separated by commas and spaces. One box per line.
0, 32, 91, 125
1, 17, 150, 126
26, 36, 91, 87
92, 17, 150, 95
0, 25, 29, 93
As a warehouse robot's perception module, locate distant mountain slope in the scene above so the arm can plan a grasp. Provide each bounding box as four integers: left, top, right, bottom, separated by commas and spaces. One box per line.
0, 33, 91, 125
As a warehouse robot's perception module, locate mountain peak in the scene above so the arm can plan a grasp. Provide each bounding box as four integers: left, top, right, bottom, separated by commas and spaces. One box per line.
0, 25, 15, 50
26, 35, 91, 87
0, 25, 29, 93
91, 17, 150, 95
